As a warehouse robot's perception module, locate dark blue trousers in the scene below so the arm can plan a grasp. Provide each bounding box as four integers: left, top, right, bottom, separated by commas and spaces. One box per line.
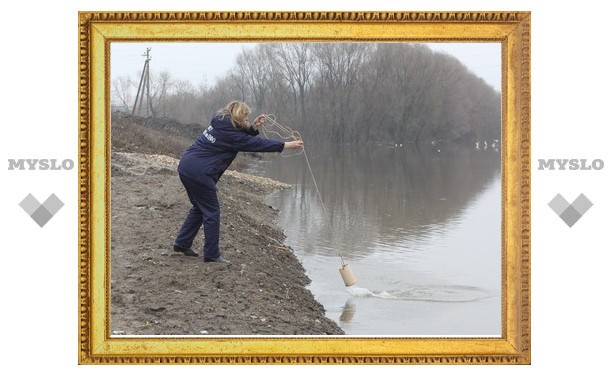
174, 173, 221, 258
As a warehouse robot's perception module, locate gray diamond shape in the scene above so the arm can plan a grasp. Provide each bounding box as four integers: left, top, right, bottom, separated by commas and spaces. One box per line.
19, 194, 41, 216
559, 205, 582, 228
571, 193, 593, 215
548, 193, 569, 216
30, 206, 53, 227
19, 193, 64, 227
41, 193, 64, 215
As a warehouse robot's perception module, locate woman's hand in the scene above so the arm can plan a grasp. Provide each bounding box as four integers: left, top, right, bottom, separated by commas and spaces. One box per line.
284, 140, 304, 150
252, 114, 266, 129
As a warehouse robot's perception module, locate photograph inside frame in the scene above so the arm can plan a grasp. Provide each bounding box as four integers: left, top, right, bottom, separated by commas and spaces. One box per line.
79, 11, 530, 364
109, 40, 502, 337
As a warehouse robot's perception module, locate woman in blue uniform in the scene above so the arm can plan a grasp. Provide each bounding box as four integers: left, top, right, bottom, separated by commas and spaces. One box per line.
173, 101, 303, 263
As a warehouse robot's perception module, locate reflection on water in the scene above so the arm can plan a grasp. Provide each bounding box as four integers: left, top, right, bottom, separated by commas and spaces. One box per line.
248, 144, 502, 336
339, 300, 356, 323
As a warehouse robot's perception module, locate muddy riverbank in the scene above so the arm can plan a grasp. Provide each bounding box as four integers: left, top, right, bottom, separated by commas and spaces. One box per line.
109, 152, 344, 336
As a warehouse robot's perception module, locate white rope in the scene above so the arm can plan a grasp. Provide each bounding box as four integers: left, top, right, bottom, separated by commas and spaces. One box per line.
259, 114, 304, 157
260, 115, 346, 265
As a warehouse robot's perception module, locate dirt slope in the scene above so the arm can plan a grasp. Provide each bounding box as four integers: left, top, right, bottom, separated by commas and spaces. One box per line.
110, 152, 344, 335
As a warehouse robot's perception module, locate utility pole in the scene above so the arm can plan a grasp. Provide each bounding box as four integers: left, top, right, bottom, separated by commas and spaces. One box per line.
132, 48, 155, 116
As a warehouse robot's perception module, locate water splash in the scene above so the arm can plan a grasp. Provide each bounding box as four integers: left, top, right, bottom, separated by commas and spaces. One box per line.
371, 290, 398, 299
346, 286, 374, 297
346, 287, 399, 299
347, 284, 492, 303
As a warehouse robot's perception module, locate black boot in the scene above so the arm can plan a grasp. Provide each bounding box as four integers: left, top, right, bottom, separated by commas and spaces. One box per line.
204, 255, 231, 264
173, 245, 199, 257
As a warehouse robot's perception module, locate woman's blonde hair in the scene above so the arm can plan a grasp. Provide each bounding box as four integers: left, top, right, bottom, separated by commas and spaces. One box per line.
216, 100, 251, 130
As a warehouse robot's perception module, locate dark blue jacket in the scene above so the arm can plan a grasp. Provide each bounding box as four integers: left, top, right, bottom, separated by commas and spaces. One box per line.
178, 114, 284, 182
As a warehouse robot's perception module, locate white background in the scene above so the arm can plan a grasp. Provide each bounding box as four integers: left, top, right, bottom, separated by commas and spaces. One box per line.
1, 0, 611, 376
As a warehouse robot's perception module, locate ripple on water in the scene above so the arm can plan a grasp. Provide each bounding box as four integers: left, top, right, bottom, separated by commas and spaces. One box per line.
348, 284, 492, 303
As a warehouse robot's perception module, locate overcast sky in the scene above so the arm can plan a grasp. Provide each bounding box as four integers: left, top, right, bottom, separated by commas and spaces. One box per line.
110, 41, 501, 91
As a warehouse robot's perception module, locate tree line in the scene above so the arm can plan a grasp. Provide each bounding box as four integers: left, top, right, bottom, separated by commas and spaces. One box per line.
112, 43, 501, 146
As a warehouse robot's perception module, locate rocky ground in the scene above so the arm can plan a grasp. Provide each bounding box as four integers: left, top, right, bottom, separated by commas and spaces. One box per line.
109, 151, 344, 335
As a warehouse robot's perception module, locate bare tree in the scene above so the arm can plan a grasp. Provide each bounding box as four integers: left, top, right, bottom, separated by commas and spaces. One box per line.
111, 76, 135, 111
150, 70, 172, 117
272, 43, 315, 121
235, 46, 271, 111
311, 43, 370, 143
111, 42, 501, 147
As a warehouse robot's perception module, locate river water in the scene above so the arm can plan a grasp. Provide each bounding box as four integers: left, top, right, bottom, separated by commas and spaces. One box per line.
246, 143, 502, 336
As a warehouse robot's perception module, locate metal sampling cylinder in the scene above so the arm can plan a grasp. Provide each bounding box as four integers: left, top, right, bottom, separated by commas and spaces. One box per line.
339, 264, 357, 287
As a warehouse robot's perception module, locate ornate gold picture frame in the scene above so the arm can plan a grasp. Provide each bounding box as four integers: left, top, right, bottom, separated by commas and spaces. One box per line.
78, 11, 530, 364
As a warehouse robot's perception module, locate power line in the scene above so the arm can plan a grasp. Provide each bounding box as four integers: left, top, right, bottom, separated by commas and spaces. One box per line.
131, 48, 155, 116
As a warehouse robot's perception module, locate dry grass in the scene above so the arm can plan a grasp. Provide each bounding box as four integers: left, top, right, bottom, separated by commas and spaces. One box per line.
111, 112, 250, 171
111, 118, 191, 159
